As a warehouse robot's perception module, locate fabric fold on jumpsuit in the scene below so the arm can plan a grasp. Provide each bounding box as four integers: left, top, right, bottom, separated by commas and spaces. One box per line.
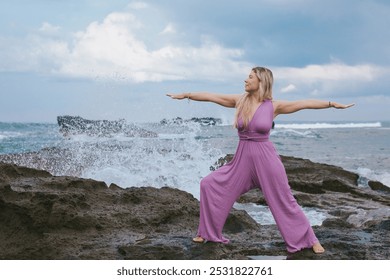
196, 99, 319, 253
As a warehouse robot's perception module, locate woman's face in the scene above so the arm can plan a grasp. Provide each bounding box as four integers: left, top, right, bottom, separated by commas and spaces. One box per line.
244, 70, 260, 93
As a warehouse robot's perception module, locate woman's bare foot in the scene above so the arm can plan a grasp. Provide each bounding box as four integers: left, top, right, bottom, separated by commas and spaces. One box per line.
193, 236, 207, 243
312, 242, 325, 254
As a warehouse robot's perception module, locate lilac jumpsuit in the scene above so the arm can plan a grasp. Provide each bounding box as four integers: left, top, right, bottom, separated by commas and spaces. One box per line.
196, 99, 319, 253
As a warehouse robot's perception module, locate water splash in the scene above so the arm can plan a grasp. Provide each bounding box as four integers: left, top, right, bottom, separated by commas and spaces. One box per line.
53, 121, 224, 198
234, 202, 328, 226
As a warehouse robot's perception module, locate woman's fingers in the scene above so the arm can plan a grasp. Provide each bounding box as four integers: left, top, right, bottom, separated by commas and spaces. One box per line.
334, 102, 355, 109
166, 93, 185, 99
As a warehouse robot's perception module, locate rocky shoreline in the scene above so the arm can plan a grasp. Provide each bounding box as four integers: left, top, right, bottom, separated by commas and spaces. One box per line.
0, 155, 389, 260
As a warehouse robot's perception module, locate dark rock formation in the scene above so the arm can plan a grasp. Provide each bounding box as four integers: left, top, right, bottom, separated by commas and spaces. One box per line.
160, 117, 222, 126
0, 162, 273, 260
0, 155, 389, 260
368, 180, 390, 194
190, 117, 222, 126
57, 115, 158, 138
159, 117, 274, 128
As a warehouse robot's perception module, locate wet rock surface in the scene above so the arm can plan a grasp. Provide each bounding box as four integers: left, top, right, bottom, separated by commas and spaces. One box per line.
0, 155, 389, 260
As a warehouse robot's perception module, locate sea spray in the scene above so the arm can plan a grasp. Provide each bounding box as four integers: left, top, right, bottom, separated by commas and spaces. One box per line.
64, 120, 225, 199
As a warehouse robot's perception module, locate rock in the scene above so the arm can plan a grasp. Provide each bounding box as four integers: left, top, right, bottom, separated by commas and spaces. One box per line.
160, 117, 222, 126
0, 163, 283, 259
57, 115, 158, 138
189, 117, 222, 126
159, 117, 270, 127
369, 180, 390, 193
0, 155, 389, 260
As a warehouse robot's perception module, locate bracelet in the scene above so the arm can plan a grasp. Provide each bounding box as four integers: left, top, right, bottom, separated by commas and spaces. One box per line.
187, 93, 191, 103
329, 101, 332, 108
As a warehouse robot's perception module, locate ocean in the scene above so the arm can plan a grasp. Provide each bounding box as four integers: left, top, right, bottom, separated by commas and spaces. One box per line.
1, 119, 389, 226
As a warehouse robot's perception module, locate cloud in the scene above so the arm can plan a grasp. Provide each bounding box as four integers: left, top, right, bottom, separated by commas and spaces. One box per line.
127, 1, 149, 10
160, 23, 176, 35
1, 1, 389, 93
273, 63, 389, 97
280, 84, 297, 93
0, 7, 250, 83
59, 10, 249, 83
275, 63, 384, 82
39, 22, 61, 35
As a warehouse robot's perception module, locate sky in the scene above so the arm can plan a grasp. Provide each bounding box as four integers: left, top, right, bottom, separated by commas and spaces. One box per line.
1, 0, 390, 123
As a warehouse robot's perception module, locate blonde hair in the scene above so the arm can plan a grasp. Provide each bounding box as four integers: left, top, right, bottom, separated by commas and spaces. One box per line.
234, 67, 273, 128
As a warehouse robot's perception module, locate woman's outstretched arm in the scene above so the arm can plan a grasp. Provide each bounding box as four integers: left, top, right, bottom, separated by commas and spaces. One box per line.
166, 92, 241, 108
273, 100, 355, 117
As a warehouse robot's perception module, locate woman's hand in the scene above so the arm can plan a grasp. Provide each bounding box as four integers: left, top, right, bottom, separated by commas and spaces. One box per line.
330, 101, 355, 109
166, 93, 189, 100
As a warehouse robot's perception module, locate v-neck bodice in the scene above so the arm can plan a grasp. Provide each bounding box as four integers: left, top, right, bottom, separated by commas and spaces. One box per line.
237, 99, 274, 142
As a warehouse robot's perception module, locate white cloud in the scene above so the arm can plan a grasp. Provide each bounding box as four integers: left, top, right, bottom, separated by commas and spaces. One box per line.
273, 61, 390, 98
1, 2, 389, 92
273, 63, 389, 97
127, 1, 149, 10
0, 6, 251, 83
160, 23, 176, 35
274, 63, 384, 82
39, 22, 61, 35
280, 84, 297, 93
42, 10, 249, 83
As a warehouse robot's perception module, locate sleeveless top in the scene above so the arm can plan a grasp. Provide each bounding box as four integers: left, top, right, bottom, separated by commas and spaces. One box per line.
237, 99, 273, 142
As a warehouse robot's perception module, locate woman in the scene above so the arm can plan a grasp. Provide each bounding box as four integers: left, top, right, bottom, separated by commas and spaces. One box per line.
167, 66, 354, 254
